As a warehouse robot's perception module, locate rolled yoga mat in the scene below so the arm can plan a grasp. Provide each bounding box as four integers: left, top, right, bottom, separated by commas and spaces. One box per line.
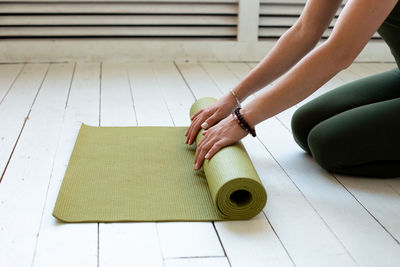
53, 97, 267, 222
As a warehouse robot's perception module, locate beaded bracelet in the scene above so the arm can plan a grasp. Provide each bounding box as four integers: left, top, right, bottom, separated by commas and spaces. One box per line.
232, 107, 256, 137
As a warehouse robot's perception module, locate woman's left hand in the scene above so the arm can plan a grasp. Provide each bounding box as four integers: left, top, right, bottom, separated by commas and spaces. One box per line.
193, 114, 248, 170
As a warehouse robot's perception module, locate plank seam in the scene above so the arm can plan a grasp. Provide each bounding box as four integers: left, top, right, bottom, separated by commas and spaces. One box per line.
152, 64, 175, 125
271, 62, 400, 247
64, 62, 76, 108
333, 175, 400, 246
0, 63, 25, 105
97, 224, 100, 267
0, 63, 51, 184
173, 60, 197, 101
155, 225, 167, 267
125, 62, 166, 266
172, 61, 231, 264
0, 110, 31, 184
386, 183, 400, 197
254, 134, 359, 265
125, 63, 139, 125
261, 211, 297, 267
275, 114, 292, 132
200, 62, 225, 95
99, 62, 102, 126
212, 222, 232, 267
97, 62, 102, 267
30, 63, 75, 267
164, 255, 227, 259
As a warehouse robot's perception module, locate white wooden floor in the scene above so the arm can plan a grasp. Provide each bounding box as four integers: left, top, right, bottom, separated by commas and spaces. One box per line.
0, 61, 399, 267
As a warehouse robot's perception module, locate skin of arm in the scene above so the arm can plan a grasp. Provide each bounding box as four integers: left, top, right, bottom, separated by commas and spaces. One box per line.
192, 0, 399, 170
185, 0, 341, 146
233, 0, 343, 102
241, 0, 398, 127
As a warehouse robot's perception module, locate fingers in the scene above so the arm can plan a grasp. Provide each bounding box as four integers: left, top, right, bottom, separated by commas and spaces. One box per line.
205, 141, 224, 160
185, 109, 204, 137
194, 137, 226, 170
185, 115, 203, 144
190, 109, 203, 121
200, 114, 218, 130
194, 136, 215, 170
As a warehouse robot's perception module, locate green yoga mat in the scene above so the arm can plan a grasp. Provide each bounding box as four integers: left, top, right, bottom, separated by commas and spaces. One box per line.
53, 97, 267, 222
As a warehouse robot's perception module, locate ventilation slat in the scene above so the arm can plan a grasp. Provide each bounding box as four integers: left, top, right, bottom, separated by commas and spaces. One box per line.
259, 16, 337, 27
259, 5, 343, 16
1, 0, 238, 2
261, 0, 306, 3
259, 5, 304, 15
0, 3, 238, 14
259, 28, 381, 39
0, 26, 237, 37
260, 0, 348, 3
0, 15, 237, 26
258, 1, 380, 41
0, 1, 238, 39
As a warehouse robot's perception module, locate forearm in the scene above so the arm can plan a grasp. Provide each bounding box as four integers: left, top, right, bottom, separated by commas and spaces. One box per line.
241, 40, 351, 126
233, 23, 321, 102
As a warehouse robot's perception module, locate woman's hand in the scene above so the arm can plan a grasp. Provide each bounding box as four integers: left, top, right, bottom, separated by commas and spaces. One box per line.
193, 114, 248, 170
185, 93, 237, 145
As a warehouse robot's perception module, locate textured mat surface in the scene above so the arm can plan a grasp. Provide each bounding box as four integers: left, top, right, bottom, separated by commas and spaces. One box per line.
53, 98, 267, 222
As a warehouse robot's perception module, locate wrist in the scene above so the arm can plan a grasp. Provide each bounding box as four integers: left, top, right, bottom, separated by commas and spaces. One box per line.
231, 107, 256, 137
239, 106, 258, 129
231, 85, 247, 103
230, 88, 241, 108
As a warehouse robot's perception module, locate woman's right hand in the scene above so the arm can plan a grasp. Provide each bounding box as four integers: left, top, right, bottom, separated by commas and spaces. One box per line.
185, 92, 238, 145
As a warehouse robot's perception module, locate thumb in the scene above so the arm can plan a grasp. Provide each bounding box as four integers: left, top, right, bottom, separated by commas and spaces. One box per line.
201, 114, 218, 129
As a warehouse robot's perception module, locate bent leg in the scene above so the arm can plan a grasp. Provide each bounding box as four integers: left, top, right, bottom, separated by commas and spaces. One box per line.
291, 68, 400, 153
307, 97, 400, 178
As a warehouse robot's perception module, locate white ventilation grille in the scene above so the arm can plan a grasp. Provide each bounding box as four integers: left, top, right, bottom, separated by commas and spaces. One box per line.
0, 0, 239, 39
258, 0, 381, 40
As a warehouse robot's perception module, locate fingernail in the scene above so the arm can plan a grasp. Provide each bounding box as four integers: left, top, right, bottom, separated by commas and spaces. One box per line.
194, 163, 199, 170
205, 153, 210, 159
201, 122, 208, 129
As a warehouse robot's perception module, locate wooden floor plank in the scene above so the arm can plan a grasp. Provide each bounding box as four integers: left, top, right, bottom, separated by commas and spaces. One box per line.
99, 221, 163, 267
98, 62, 164, 267
32, 62, 100, 267
152, 62, 226, 258
0, 63, 23, 104
256, 116, 400, 267
164, 257, 230, 267
0, 63, 49, 181
328, 63, 400, 244
177, 61, 296, 267
386, 179, 400, 197
201, 61, 358, 267
151, 62, 193, 126
1, 61, 398, 267
348, 63, 384, 77
126, 62, 225, 259
100, 62, 136, 127
0, 63, 74, 267
226, 61, 400, 265
335, 176, 400, 243
359, 62, 397, 73
247, 62, 400, 256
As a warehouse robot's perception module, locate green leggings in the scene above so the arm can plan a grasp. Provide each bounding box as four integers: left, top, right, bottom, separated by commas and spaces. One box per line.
291, 67, 400, 178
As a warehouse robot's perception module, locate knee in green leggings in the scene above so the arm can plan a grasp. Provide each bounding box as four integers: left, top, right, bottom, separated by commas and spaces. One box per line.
291, 68, 400, 178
